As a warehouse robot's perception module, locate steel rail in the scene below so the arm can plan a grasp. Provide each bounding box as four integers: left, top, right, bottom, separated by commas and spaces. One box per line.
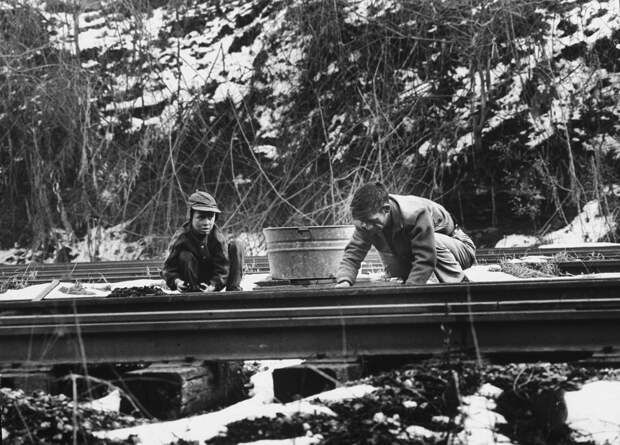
3, 277, 620, 314
0, 258, 272, 273
1, 305, 620, 363
0, 278, 619, 363
0, 262, 269, 274
555, 260, 620, 274
476, 255, 620, 264
2, 245, 620, 275
1, 254, 618, 275
2, 264, 616, 285
5, 309, 620, 336
476, 245, 620, 254
4, 295, 620, 326
0, 262, 383, 284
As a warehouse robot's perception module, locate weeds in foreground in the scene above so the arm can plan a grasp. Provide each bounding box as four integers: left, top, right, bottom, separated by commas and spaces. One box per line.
0, 269, 32, 294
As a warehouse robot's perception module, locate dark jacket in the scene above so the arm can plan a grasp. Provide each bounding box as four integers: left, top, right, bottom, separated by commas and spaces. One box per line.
336, 194, 455, 285
161, 222, 230, 290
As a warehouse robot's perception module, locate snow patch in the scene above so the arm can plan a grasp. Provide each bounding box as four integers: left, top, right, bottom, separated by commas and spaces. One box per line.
79, 389, 121, 413
566, 380, 620, 445
70, 223, 149, 262
94, 362, 373, 445
495, 234, 539, 248
543, 200, 616, 244
253, 144, 278, 159
496, 200, 616, 248
239, 438, 320, 445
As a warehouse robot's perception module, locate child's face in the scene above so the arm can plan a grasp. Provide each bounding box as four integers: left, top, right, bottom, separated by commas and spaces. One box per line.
191, 210, 216, 235
353, 207, 390, 233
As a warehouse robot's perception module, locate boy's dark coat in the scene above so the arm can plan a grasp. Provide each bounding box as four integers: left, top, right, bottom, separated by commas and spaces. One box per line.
336, 194, 455, 285
161, 222, 230, 290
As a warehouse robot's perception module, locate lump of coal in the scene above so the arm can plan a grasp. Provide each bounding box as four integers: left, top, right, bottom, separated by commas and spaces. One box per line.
106, 286, 165, 298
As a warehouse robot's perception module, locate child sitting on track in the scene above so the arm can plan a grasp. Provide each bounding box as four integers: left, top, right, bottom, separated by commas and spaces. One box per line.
161, 191, 244, 292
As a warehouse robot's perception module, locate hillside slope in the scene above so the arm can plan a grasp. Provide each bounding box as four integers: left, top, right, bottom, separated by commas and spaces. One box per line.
0, 0, 619, 258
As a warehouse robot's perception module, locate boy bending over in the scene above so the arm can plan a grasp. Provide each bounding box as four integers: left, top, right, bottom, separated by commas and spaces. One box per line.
336, 182, 475, 287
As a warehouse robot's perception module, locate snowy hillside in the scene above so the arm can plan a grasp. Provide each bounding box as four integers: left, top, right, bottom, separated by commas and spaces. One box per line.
1, 0, 619, 257
41, 0, 620, 155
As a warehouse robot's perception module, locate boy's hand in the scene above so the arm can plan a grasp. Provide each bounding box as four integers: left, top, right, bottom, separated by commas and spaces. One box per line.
335, 281, 352, 288
201, 283, 216, 292
175, 278, 188, 291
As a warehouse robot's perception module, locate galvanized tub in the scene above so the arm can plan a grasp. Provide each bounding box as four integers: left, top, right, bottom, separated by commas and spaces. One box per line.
263, 225, 355, 279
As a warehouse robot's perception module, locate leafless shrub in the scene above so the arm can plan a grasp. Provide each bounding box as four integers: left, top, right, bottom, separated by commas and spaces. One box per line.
1, 0, 618, 256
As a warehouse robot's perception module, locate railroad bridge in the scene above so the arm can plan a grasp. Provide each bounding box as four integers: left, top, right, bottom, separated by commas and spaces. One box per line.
2, 245, 620, 414
1, 245, 620, 364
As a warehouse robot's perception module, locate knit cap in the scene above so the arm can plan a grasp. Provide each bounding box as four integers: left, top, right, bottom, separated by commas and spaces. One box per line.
188, 191, 221, 213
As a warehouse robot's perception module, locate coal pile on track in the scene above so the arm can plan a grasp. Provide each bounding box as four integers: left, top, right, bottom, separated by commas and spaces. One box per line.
106, 286, 165, 298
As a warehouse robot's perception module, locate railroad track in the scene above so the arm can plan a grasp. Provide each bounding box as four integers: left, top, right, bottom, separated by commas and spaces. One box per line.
475, 245, 620, 262
0, 257, 384, 284
1, 277, 620, 364
1, 245, 620, 284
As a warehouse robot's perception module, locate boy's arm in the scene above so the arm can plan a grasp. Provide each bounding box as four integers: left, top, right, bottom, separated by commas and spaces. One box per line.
161, 247, 183, 290
336, 229, 372, 285
209, 229, 230, 291
405, 210, 437, 285
161, 227, 187, 290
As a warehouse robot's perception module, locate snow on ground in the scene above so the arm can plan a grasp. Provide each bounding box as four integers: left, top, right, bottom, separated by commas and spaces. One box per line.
543, 200, 617, 245
80, 389, 122, 412
0, 224, 153, 264
464, 265, 520, 282
91, 371, 620, 445
453, 384, 514, 445
94, 361, 374, 444
566, 381, 620, 445
495, 200, 617, 248
493, 234, 539, 248
94, 361, 516, 445
44, 0, 304, 134
238, 438, 320, 445
466, 263, 620, 282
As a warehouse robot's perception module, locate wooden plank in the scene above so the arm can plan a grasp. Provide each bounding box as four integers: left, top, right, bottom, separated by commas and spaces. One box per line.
32, 279, 60, 301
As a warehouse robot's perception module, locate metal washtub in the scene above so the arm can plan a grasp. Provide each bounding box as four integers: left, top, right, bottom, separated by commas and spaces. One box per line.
263, 225, 355, 279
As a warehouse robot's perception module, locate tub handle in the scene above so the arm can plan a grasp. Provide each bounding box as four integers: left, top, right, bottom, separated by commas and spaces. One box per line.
297, 227, 312, 240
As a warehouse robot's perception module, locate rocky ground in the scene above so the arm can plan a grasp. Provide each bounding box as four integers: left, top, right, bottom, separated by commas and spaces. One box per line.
3, 361, 620, 445
203, 362, 619, 445
1, 387, 148, 444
